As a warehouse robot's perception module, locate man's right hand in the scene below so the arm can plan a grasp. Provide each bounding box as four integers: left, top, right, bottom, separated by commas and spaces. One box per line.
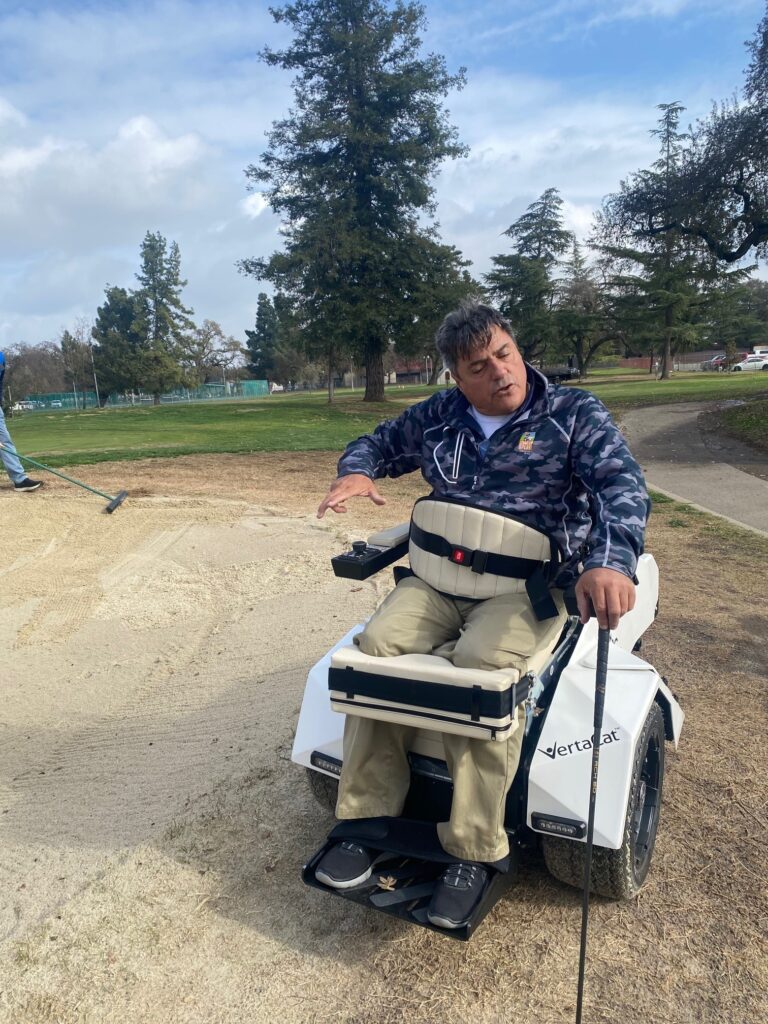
316, 474, 387, 518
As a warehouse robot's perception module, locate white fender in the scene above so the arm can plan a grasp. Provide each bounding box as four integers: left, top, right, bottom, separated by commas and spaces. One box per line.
526, 620, 683, 849
612, 552, 658, 654
291, 625, 361, 772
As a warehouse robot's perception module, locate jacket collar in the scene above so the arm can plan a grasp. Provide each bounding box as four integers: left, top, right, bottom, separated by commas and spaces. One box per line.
445, 363, 551, 434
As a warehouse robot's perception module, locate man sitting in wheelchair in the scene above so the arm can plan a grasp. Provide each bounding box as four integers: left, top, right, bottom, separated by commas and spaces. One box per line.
314, 299, 649, 930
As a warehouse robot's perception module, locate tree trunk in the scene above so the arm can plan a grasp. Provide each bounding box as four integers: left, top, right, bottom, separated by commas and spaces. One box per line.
327, 348, 335, 404
575, 338, 586, 377
153, 393, 161, 405
648, 349, 655, 374
660, 308, 673, 379
363, 340, 385, 402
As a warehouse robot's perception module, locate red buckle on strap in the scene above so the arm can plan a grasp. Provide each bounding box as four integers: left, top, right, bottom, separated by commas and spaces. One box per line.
449, 546, 471, 565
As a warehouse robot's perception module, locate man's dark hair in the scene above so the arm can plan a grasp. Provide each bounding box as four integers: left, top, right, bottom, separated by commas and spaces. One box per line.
435, 299, 515, 373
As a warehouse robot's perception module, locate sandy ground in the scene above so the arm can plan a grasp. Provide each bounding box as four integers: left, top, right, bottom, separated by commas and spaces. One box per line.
1, 452, 767, 1024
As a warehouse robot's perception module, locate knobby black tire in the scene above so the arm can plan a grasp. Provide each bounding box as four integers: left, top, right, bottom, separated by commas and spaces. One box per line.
306, 768, 339, 813
542, 701, 666, 900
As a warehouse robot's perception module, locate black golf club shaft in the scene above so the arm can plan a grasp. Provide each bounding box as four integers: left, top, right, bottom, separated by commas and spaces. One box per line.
575, 625, 611, 1024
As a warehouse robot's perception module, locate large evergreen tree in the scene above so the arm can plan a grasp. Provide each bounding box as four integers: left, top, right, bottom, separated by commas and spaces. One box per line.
485, 188, 572, 361
602, 104, 718, 378
132, 231, 195, 399
133, 231, 195, 350
245, 293, 279, 379
91, 286, 146, 396
240, 0, 466, 401
503, 187, 573, 266
699, 275, 767, 360
393, 237, 478, 380
553, 240, 611, 376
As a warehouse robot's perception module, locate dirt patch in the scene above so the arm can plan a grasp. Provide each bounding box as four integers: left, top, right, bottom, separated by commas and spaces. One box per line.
0, 455, 766, 1024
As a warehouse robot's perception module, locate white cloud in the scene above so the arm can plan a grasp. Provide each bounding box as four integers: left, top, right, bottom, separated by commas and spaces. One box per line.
0, 96, 25, 127
0, 136, 67, 177
433, 71, 664, 272
0, 116, 212, 256
106, 118, 205, 182
428, 0, 759, 49
241, 193, 269, 219
0, 0, 762, 349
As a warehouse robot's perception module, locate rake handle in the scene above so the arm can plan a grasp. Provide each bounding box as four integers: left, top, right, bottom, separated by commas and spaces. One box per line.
0, 442, 116, 502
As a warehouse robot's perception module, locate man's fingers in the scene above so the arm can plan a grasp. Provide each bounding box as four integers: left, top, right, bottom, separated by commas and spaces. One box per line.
575, 586, 592, 625
317, 497, 347, 518
606, 588, 622, 630
316, 475, 385, 518
576, 569, 636, 630
592, 592, 608, 630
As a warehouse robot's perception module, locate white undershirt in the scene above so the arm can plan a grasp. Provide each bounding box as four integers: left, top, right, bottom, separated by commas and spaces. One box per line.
469, 406, 514, 439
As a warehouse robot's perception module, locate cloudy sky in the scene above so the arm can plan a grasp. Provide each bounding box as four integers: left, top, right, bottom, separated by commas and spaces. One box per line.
0, 0, 764, 348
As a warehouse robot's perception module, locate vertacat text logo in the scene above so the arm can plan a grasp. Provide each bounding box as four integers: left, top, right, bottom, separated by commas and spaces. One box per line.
539, 729, 621, 760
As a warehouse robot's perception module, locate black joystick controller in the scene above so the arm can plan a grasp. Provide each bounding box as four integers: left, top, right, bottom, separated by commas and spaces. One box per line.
331, 536, 409, 580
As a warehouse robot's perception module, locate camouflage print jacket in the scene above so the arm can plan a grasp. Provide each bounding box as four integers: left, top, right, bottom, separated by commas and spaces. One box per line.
337, 366, 650, 585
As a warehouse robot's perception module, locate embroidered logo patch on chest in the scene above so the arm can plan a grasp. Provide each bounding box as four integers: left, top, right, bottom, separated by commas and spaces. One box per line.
517, 431, 536, 452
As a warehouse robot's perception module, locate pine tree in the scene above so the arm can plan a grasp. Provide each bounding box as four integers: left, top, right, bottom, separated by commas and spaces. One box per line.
503, 188, 573, 266
553, 240, 611, 376
131, 231, 195, 400
91, 286, 146, 396
240, 0, 466, 401
602, 104, 716, 378
245, 293, 279, 379
133, 232, 195, 349
393, 237, 477, 381
485, 189, 572, 361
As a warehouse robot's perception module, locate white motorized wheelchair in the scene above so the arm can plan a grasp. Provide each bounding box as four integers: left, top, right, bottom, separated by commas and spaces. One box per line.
293, 515, 683, 940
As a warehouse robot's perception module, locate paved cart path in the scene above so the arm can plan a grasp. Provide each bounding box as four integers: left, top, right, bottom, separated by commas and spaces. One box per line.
621, 401, 768, 535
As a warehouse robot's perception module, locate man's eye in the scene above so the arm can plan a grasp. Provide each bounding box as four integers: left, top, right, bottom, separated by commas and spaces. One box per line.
471, 365, 485, 375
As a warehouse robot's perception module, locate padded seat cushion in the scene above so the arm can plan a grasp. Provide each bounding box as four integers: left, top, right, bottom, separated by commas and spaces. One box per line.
329, 647, 527, 742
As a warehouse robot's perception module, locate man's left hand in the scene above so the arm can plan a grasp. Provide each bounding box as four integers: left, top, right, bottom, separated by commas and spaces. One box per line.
575, 568, 635, 630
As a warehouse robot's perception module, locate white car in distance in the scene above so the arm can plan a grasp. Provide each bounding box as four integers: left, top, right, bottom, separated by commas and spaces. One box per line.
731, 355, 768, 372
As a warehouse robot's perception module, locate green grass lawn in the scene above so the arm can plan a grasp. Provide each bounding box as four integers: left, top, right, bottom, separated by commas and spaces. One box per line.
708, 397, 768, 455
572, 369, 768, 411
6, 372, 768, 467
6, 392, 421, 466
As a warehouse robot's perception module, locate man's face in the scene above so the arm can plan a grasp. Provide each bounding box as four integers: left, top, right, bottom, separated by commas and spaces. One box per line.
453, 326, 527, 416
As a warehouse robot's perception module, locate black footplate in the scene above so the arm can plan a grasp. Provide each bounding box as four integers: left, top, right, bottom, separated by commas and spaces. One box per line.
331, 540, 409, 580
302, 817, 515, 941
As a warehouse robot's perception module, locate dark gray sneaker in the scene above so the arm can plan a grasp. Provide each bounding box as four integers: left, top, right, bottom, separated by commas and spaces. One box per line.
427, 861, 488, 929
14, 478, 43, 492
314, 841, 375, 889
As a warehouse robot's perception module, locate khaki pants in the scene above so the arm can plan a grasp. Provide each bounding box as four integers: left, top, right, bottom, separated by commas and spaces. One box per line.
336, 577, 567, 862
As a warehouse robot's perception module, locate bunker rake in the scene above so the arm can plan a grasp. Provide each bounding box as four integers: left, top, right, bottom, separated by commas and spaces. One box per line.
0, 441, 128, 513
